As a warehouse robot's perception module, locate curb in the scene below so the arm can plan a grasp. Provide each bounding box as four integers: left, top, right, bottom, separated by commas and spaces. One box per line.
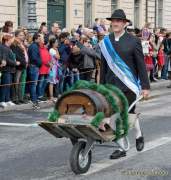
0, 101, 54, 113
0, 80, 170, 113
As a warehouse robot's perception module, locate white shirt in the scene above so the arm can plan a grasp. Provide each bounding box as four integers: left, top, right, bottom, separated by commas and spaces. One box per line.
114, 30, 125, 41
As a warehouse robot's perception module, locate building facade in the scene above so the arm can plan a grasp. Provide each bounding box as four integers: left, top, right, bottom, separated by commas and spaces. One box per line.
0, 0, 171, 31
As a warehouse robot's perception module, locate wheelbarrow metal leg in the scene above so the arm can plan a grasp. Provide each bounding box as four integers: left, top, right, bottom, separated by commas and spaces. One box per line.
82, 137, 94, 158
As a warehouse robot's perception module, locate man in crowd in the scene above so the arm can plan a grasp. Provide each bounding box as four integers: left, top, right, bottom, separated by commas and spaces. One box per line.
28, 33, 42, 109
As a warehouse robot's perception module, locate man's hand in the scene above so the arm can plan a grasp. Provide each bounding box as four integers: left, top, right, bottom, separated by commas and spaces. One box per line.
141, 89, 150, 99
16, 61, 20, 66
0, 60, 7, 67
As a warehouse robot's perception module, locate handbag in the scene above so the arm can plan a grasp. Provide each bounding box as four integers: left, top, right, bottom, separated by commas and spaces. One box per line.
83, 54, 95, 69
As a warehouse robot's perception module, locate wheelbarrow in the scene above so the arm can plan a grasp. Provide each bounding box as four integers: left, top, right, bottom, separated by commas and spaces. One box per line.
38, 96, 143, 174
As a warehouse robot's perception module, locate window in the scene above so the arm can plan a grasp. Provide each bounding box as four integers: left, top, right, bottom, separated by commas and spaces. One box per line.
158, 0, 163, 27
18, 0, 28, 27
18, 0, 21, 26
84, 0, 92, 27
134, 0, 140, 28
111, 0, 118, 12
47, 0, 66, 29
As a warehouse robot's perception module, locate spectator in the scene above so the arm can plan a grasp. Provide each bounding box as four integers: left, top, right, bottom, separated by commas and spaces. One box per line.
2, 21, 13, 34
37, 34, 51, 101
11, 29, 27, 104
48, 38, 60, 100
161, 32, 171, 79
157, 44, 165, 79
100, 19, 107, 32
93, 18, 105, 35
46, 22, 60, 42
58, 32, 71, 92
0, 34, 20, 108
150, 34, 161, 81
28, 33, 42, 109
79, 36, 98, 81
76, 25, 83, 36
87, 30, 98, 46
38, 22, 49, 45
144, 40, 154, 78
142, 22, 151, 40
69, 39, 82, 85
0, 41, 7, 67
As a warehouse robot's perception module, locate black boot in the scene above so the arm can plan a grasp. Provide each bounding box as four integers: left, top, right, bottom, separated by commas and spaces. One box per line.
136, 136, 144, 151
109, 150, 126, 159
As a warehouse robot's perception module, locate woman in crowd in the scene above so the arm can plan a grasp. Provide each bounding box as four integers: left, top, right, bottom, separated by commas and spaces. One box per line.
150, 34, 161, 81
11, 29, 27, 104
37, 34, 51, 101
0, 34, 20, 108
144, 37, 154, 78
48, 38, 60, 101
157, 44, 165, 79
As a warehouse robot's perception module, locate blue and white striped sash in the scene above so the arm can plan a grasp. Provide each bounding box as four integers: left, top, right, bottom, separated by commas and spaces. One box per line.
99, 35, 141, 97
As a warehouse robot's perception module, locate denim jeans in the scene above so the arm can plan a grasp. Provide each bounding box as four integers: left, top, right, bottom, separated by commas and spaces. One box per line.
58, 67, 67, 94
161, 54, 170, 79
150, 57, 157, 80
0, 72, 12, 102
37, 74, 48, 98
71, 71, 80, 85
28, 66, 39, 103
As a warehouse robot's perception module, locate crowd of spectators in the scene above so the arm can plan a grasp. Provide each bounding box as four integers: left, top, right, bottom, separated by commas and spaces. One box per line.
0, 19, 171, 109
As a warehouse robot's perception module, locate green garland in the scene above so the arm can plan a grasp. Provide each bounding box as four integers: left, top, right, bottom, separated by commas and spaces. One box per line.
48, 109, 60, 122
48, 80, 129, 139
90, 112, 105, 128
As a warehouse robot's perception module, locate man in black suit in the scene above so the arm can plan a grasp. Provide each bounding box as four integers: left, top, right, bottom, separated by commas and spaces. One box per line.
99, 9, 150, 159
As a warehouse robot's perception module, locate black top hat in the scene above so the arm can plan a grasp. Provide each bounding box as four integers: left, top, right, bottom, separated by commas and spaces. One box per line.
106, 9, 130, 22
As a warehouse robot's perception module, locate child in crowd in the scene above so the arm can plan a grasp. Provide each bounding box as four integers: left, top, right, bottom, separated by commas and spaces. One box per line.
48, 38, 60, 101
157, 44, 165, 79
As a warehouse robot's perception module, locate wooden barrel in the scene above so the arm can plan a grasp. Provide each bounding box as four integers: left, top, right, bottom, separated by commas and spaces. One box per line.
56, 89, 123, 117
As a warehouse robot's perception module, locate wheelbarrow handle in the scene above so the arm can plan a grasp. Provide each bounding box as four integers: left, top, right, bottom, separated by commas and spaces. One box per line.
128, 95, 143, 113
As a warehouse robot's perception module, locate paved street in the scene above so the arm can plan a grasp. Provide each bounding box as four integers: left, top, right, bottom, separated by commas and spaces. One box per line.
0, 88, 171, 180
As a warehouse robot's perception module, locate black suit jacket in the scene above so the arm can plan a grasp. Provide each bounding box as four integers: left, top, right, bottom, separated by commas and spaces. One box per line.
11, 44, 26, 70
100, 32, 150, 92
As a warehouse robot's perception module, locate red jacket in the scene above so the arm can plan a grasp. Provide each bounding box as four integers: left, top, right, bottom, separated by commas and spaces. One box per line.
39, 45, 51, 75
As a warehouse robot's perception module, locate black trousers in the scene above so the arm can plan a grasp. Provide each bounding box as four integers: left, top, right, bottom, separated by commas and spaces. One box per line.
124, 90, 136, 114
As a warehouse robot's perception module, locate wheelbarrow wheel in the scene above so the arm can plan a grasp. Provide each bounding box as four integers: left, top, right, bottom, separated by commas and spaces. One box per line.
69, 141, 92, 174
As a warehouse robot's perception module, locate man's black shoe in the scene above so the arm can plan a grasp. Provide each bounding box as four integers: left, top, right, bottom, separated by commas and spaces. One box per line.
136, 136, 144, 151
13, 100, 21, 105
109, 150, 126, 159
38, 97, 47, 101
19, 100, 29, 104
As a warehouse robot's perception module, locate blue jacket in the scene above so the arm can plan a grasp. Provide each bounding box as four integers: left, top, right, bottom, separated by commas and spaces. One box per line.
58, 43, 71, 64
28, 42, 42, 67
